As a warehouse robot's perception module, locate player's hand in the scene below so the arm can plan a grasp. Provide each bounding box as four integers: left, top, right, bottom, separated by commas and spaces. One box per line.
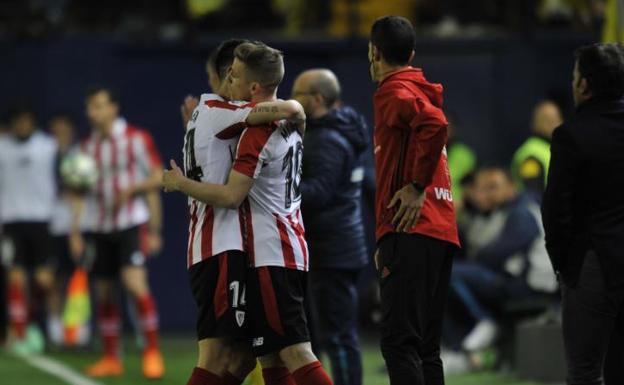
163, 159, 185, 192
388, 184, 426, 233
181, 95, 199, 128
69, 231, 85, 262
113, 187, 134, 213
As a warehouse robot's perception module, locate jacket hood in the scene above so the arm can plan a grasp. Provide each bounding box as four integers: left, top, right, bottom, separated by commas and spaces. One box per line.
380, 67, 444, 108
308, 106, 369, 153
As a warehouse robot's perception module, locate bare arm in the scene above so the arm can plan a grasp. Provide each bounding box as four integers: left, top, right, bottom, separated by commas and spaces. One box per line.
68, 192, 87, 259
163, 159, 253, 209
144, 189, 163, 255
247, 100, 306, 135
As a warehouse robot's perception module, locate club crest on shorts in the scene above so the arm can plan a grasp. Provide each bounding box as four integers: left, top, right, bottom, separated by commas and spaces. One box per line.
130, 250, 145, 266
235, 310, 245, 327
253, 337, 264, 347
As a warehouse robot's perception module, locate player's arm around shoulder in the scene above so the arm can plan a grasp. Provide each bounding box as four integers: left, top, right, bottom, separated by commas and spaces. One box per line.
247, 100, 306, 135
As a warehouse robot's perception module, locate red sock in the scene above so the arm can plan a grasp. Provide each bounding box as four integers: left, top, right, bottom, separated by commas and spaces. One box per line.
98, 303, 120, 358
263, 367, 296, 385
222, 371, 244, 385
8, 282, 27, 339
292, 361, 333, 385
136, 294, 159, 350
186, 367, 222, 385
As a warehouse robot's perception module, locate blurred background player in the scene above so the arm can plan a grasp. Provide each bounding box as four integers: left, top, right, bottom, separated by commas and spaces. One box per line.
293, 68, 369, 385
47, 113, 83, 346
510, 100, 563, 202
70, 86, 165, 379
0, 107, 58, 354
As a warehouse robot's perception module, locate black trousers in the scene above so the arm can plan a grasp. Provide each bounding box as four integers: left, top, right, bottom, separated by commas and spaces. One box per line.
377, 233, 455, 385
562, 251, 624, 385
308, 268, 363, 385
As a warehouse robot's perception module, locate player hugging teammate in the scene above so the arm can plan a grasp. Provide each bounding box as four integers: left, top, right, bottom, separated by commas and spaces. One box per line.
163, 40, 334, 385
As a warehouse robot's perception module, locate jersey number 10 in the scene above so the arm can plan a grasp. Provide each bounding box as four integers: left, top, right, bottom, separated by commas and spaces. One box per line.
282, 142, 303, 209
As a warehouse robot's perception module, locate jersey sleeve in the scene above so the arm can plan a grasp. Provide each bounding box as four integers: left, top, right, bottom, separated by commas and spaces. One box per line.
396, 94, 449, 187
201, 99, 256, 139
232, 126, 274, 179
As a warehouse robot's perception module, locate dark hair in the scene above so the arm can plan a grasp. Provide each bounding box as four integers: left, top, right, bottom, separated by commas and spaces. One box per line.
86, 85, 120, 104
370, 16, 416, 66
575, 43, 624, 100
7, 106, 36, 124
234, 42, 284, 92
49, 112, 75, 126
478, 165, 513, 182
208, 38, 249, 81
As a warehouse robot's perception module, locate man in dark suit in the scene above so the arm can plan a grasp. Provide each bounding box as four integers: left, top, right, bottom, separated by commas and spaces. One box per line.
292, 69, 370, 385
542, 43, 624, 385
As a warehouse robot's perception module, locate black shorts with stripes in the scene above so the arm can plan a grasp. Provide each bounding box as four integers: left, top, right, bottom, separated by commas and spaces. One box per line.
246, 266, 310, 357
188, 250, 248, 340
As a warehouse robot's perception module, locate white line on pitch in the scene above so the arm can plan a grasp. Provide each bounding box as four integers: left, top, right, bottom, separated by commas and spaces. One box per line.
18, 354, 102, 385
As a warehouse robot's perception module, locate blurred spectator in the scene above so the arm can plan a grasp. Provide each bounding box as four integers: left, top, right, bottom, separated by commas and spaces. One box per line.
446, 113, 477, 211
328, 0, 418, 37
47, 113, 80, 346
511, 100, 563, 202
538, 0, 605, 29
293, 69, 369, 385
443, 166, 557, 370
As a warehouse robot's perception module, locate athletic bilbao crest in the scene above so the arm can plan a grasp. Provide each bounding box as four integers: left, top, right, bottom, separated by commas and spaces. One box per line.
235, 310, 245, 327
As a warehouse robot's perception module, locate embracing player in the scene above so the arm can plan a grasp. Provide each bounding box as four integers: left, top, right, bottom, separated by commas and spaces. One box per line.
174, 39, 309, 385
164, 41, 333, 385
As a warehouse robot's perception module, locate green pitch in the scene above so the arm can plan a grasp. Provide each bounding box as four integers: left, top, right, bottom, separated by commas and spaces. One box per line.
0, 335, 548, 385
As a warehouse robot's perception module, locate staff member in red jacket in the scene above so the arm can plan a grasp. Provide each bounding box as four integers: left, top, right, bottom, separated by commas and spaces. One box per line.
368, 16, 460, 385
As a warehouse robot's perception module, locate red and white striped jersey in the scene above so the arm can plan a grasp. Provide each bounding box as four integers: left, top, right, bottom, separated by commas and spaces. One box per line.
183, 93, 255, 267
81, 118, 161, 234
233, 124, 308, 271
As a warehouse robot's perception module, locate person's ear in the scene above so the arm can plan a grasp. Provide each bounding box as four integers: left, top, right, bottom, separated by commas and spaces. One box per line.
250, 82, 261, 96
372, 45, 381, 62
314, 93, 324, 107
580, 78, 591, 97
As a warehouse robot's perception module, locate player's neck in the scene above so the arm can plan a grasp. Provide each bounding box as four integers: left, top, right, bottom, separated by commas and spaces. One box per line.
97, 121, 115, 137
251, 90, 278, 104
378, 63, 410, 83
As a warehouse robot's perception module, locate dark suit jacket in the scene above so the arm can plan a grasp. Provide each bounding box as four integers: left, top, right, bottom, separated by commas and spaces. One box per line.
542, 97, 624, 288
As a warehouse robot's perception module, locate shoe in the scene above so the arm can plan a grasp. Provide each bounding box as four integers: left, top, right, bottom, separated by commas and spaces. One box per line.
462, 319, 499, 352
85, 356, 123, 377
441, 350, 471, 375
142, 348, 165, 379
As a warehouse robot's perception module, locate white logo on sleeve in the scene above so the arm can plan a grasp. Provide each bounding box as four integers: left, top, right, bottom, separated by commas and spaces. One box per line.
253, 337, 264, 347
434, 187, 453, 202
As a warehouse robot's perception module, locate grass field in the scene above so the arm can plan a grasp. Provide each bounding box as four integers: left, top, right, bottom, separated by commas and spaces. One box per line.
0, 335, 551, 385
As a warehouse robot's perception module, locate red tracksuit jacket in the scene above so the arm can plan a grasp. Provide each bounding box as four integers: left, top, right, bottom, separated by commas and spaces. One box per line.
373, 67, 459, 246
